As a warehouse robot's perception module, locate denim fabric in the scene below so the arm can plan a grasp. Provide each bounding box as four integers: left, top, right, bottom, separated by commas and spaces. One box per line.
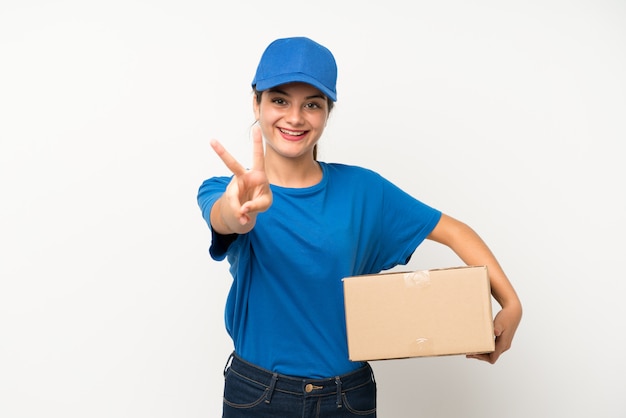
222, 352, 377, 418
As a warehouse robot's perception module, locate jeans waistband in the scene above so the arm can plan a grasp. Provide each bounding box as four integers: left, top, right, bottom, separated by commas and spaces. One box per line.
224, 352, 374, 406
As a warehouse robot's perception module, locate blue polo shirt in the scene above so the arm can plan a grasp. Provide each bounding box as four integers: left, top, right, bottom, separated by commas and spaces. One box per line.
198, 162, 441, 378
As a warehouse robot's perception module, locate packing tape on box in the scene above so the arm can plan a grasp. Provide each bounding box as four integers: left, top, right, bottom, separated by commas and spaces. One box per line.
402, 270, 431, 288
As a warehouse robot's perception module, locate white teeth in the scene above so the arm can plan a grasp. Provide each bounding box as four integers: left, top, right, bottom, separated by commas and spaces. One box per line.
280, 128, 304, 136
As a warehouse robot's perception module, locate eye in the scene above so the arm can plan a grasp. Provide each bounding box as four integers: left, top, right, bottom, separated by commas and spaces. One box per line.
304, 101, 323, 110
271, 97, 287, 105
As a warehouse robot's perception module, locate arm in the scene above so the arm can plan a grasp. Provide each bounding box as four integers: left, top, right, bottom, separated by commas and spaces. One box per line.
427, 213, 522, 364
210, 126, 272, 235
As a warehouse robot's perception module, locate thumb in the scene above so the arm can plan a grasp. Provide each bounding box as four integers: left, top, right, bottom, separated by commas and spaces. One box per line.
493, 325, 504, 337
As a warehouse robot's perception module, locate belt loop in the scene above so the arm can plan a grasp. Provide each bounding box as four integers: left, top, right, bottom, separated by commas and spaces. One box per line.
223, 352, 234, 377
335, 376, 342, 408
265, 373, 278, 404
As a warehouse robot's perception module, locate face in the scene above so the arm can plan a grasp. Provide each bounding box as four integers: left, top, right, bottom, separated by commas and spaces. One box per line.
253, 82, 330, 161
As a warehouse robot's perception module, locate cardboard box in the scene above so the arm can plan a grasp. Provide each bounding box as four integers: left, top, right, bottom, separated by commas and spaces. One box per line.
343, 266, 495, 361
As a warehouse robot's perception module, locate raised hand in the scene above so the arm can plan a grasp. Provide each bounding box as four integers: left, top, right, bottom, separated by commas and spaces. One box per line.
210, 125, 273, 234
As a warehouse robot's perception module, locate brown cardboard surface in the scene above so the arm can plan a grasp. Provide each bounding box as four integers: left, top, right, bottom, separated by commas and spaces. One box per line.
342, 266, 495, 361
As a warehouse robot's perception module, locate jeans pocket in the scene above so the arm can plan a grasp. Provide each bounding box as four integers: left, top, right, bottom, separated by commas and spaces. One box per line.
223, 369, 267, 409
342, 381, 377, 416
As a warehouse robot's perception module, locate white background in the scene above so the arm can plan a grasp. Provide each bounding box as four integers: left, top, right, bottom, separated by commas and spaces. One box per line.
1, 1, 625, 417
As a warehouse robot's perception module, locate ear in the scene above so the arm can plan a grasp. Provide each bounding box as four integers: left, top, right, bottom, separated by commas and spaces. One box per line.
252, 94, 261, 121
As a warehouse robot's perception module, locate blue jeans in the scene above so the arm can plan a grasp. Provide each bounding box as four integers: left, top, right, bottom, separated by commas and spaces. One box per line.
222, 352, 377, 417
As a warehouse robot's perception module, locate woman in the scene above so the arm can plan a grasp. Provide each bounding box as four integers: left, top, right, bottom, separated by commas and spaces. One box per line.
198, 36, 522, 418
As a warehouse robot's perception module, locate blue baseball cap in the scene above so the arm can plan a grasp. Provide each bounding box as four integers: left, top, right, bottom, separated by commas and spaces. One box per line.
251, 37, 337, 102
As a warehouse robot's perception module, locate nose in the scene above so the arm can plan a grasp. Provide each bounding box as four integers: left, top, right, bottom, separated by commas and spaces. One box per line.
285, 106, 304, 125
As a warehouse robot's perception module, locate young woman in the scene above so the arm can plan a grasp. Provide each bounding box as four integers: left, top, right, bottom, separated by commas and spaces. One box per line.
198, 36, 522, 418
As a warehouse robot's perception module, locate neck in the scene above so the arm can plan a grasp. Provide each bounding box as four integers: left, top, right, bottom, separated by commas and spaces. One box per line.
265, 155, 322, 188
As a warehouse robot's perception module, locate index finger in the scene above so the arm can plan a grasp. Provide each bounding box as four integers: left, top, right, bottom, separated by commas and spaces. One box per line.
250, 125, 265, 172
210, 139, 247, 176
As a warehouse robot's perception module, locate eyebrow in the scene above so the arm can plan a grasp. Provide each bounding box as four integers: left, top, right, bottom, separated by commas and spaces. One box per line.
267, 87, 326, 101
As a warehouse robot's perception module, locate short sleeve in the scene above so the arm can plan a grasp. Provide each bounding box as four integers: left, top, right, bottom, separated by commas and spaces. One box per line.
197, 175, 239, 260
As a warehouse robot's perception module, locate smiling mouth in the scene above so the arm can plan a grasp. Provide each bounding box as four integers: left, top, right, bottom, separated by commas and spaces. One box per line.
279, 128, 306, 136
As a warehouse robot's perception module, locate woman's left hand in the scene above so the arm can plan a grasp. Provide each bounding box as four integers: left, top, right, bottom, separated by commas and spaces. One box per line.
467, 302, 522, 364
